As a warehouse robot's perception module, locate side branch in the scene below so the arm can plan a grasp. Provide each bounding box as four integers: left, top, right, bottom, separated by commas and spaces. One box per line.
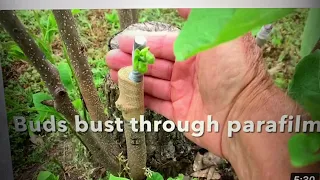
53, 10, 107, 122
0, 10, 121, 173
0, 10, 78, 125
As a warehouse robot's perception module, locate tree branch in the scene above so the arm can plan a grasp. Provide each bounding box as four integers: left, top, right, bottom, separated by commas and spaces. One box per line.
0, 10, 78, 125
117, 9, 139, 30
0, 10, 121, 173
52, 10, 107, 122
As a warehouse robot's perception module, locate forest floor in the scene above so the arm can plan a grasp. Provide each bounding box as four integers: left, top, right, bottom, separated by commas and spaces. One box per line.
0, 8, 308, 180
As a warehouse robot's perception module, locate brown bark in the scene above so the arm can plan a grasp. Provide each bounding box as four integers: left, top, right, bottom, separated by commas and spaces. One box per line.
52, 10, 107, 122
117, 9, 139, 30
0, 10, 77, 125
0, 10, 121, 173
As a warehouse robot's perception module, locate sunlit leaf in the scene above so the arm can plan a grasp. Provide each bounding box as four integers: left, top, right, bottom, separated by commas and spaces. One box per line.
174, 8, 295, 61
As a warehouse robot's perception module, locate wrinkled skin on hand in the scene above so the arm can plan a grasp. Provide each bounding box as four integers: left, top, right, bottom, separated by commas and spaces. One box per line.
106, 28, 271, 158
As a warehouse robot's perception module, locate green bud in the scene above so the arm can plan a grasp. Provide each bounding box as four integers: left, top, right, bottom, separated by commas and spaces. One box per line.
140, 47, 149, 56
138, 62, 148, 74
146, 52, 155, 64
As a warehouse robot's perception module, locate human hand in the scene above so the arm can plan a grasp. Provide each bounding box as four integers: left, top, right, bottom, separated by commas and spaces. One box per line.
105, 9, 273, 158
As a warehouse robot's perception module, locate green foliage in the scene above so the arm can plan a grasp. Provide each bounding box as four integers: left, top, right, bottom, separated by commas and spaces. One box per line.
288, 133, 320, 168
288, 50, 320, 120
72, 98, 85, 119
57, 62, 75, 92
146, 172, 164, 180
108, 174, 129, 180
32, 11, 58, 64
133, 47, 155, 74
71, 9, 81, 15
108, 171, 189, 180
287, 50, 320, 167
105, 10, 120, 29
37, 171, 59, 180
32, 92, 61, 122
174, 8, 295, 61
167, 174, 184, 180
7, 43, 28, 61
300, 8, 320, 57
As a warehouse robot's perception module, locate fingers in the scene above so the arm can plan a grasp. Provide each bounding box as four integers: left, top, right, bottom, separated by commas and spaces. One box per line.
110, 70, 171, 101
145, 95, 173, 120
107, 49, 173, 80
177, 8, 191, 19
144, 77, 171, 101
117, 31, 178, 61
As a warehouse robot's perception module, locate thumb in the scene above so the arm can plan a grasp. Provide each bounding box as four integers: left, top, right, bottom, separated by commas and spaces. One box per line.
177, 8, 191, 19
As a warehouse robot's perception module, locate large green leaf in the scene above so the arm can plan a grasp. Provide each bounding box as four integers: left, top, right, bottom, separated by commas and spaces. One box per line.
174, 8, 295, 61
57, 62, 75, 92
288, 50, 320, 167
289, 133, 320, 167
288, 50, 320, 120
300, 8, 320, 58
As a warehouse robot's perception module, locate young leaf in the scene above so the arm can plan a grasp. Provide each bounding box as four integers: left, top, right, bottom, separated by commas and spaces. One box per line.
57, 62, 75, 92
108, 174, 129, 180
146, 52, 155, 64
71, 9, 81, 15
138, 62, 148, 74
288, 50, 320, 120
289, 133, 320, 167
300, 8, 320, 57
37, 171, 59, 180
140, 47, 149, 56
174, 8, 295, 61
146, 172, 164, 180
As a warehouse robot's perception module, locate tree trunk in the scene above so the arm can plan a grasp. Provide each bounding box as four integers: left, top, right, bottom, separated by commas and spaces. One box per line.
0, 10, 121, 174
106, 22, 199, 178
117, 9, 139, 30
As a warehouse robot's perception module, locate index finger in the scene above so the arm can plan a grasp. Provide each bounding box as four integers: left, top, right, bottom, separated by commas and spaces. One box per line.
118, 31, 178, 61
